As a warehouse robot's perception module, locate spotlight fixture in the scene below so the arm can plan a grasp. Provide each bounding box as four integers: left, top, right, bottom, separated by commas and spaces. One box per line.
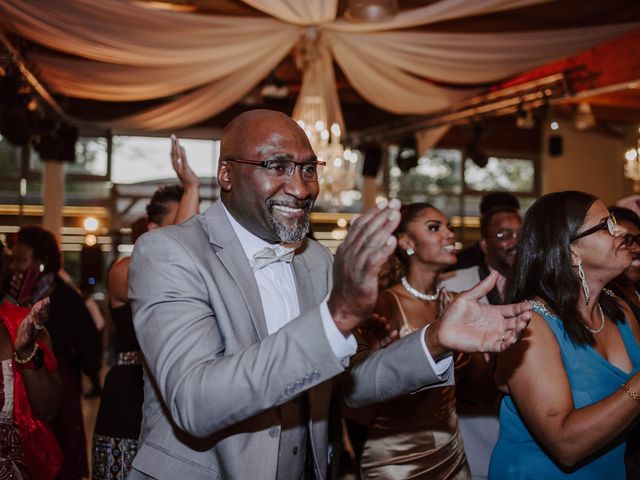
573, 102, 596, 131
467, 123, 488, 168
344, 0, 399, 22
396, 136, 418, 172
516, 103, 535, 129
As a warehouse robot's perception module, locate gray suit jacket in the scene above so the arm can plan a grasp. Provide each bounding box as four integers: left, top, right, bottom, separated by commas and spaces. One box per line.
128, 201, 453, 480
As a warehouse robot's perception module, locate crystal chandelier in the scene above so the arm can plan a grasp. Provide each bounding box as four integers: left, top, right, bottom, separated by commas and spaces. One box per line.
293, 30, 361, 211
624, 127, 640, 191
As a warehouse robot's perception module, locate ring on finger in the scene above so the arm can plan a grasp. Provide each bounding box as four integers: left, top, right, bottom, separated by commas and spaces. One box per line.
34, 322, 45, 331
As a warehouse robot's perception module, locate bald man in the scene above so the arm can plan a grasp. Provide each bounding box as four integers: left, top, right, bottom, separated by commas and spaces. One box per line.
128, 110, 531, 479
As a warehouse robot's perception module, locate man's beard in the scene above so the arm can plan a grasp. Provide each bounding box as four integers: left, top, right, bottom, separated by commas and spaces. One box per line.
266, 200, 313, 243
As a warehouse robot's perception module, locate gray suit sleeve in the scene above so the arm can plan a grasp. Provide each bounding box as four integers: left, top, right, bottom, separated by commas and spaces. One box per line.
129, 231, 345, 438
341, 330, 454, 408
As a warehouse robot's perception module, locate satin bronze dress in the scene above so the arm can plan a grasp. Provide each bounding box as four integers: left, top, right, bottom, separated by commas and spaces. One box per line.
360, 290, 471, 480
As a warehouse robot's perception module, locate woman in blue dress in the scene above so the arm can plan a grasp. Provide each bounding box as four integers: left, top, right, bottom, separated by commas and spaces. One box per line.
490, 191, 640, 479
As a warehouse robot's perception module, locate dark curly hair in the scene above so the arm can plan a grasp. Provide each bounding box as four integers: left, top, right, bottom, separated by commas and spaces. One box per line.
16, 225, 61, 273
506, 191, 624, 346
480, 207, 520, 239
146, 185, 184, 225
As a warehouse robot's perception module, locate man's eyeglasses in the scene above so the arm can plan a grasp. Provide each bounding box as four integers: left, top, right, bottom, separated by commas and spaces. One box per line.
624, 233, 640, 247
494, 229, 518, 241
571, 213, 616, 241
226, 158, 325, 182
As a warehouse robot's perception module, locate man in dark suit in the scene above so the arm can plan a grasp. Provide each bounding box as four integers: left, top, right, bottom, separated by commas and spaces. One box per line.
128, 110, 531, 479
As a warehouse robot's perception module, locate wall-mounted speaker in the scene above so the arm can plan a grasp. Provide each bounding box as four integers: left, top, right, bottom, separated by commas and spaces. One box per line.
549, 135, 563, 157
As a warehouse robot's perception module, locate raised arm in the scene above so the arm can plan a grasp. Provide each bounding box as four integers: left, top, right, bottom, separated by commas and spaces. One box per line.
170, 134, 200, 224
496, 310, 640, 467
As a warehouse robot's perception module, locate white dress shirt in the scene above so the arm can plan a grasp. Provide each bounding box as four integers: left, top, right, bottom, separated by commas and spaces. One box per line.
222, 204, 451, 375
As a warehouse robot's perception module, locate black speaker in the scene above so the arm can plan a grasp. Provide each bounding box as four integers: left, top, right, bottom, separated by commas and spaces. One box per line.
549, 135, 563, 157
362, 144, 382, 177
58, 123, 78, 163
80, 244, 103, 288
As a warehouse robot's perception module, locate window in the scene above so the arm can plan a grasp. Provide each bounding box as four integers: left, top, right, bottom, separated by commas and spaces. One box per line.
111, 136, 218, 184
388, 145, 538, 243
70, 137, 109, 176
0, 136, 21, 177
464, 156, 535, 193
29, 137, 109, 177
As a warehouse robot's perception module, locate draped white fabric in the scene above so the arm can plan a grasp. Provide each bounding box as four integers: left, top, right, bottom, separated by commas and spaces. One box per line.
0, 0, 637, 131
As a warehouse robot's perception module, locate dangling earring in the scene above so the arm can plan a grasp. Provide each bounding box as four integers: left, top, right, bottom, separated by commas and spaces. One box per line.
577, 260, 590, 305
406, 248, 414, 256
38, 263, 45, 273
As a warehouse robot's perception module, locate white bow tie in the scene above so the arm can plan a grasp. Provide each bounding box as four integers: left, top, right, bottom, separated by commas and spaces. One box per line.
251, 243, 299, 271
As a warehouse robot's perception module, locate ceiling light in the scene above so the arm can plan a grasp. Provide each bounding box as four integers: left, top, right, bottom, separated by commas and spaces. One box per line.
344, 0, 399, 22
574, 102, 596, 130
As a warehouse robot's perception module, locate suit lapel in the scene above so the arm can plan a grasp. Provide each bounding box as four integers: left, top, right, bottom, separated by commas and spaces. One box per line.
292, 253, 316, 314
292, 249, 333, 463
203, 201, 269, 340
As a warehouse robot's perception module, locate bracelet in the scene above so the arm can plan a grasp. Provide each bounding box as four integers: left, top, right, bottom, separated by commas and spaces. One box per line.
13, 344, 38, 364
621, 383, 640, 406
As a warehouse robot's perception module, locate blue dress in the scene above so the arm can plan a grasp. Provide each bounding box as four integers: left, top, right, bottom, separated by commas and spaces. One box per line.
489, 301, 640, 479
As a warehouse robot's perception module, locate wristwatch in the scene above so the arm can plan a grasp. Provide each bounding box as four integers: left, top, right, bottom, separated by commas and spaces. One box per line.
14, 345, 45, 371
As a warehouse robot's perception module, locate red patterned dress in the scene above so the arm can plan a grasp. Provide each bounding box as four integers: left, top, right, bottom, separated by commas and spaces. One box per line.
0, 301, 62, 480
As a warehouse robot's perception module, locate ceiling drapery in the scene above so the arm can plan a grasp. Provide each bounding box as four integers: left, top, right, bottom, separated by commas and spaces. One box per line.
0, 0, 638, 131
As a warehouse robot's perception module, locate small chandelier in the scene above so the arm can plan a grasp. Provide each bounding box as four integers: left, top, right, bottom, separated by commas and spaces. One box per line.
293, 30, 361, 211
624, 127, 640, 191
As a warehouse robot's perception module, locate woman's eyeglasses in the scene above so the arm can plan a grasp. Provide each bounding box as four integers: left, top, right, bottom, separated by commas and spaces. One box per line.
571, 213, 616, 242
624, 233, 640, 247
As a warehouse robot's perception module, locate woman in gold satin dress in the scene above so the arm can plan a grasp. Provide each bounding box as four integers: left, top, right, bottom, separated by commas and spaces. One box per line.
360, 202, 471, 480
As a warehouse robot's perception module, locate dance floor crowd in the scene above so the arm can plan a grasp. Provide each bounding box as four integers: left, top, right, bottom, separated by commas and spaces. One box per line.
1, 110, 639, 480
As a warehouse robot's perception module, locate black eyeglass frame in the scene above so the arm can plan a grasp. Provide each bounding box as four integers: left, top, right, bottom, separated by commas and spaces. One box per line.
226, 157, 326, 182
571, 213, 616, 242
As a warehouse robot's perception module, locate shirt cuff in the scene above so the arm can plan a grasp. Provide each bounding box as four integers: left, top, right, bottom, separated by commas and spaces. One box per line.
419, 325, 453, 378
319, 299, 357, 367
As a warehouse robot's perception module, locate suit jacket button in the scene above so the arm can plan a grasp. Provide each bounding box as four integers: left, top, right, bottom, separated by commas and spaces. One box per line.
285, 385, 293, 396
312, 370, 321, 380
268, 426, 280, 438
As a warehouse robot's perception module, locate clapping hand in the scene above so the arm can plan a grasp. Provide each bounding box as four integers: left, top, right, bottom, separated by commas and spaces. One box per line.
15, 297, 49, 357
171, 134, 199, 188
426, 272, 531, 359
329, 199, 401, 335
